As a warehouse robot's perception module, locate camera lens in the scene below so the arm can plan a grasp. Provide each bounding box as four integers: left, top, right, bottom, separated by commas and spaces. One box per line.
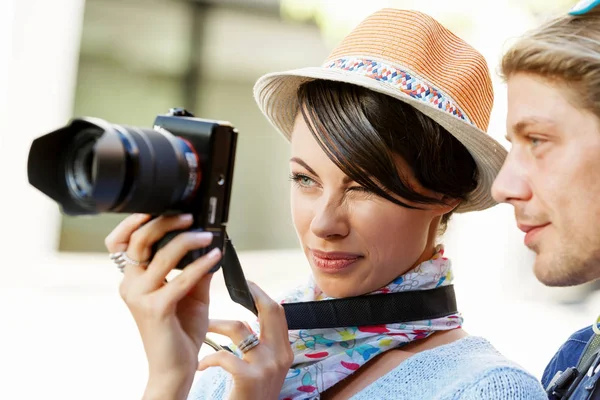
28, 117, 204, 215
64, 129, 101, 208
88, 124, 203, 214
28, 115, 209, 216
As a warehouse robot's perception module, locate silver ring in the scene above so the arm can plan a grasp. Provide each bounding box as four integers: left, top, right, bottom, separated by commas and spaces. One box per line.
238, 333, 260, 354
237, 333, 257, 348
240, 338, 260, 353
109, 251, 149, 273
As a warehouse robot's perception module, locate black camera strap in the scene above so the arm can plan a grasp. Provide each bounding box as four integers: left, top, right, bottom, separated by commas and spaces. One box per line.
222, 239, 458, 329
221, 238, 259, 315
282, 285, 456, 329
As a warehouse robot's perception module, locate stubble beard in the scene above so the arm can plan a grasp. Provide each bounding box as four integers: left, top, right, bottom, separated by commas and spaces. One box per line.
533, 237, 600, 287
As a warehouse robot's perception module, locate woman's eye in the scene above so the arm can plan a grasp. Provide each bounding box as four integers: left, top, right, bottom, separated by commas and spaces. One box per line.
289, 173, 316, 188
348, 186, 376, 199
349, 186, 371, 193
299, 176, 313, 186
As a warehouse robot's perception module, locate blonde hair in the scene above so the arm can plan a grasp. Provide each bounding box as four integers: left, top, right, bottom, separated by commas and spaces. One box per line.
501, 8, 600, 117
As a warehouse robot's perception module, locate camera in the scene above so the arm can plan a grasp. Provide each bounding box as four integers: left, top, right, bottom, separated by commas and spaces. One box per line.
27, 108, 236, 270
28, 108, 257, 314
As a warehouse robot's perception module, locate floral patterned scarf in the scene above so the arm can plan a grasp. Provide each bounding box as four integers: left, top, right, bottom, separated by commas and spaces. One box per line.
235, 246, 462, 400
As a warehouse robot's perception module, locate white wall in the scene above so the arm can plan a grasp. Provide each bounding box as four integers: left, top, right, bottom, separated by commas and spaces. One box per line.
0, 0, 85, 270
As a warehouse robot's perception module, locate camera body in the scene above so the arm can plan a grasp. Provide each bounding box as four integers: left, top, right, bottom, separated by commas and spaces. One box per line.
27, 108, 238, 270
150, 111, 238, 269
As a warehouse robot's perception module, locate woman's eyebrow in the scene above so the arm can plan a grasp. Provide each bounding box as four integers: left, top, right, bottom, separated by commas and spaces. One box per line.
290, 157, 356, 184
290, 157, 318, 177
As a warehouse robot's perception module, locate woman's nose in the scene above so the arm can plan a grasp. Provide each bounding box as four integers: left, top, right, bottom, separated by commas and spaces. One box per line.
309, 194, 350, 239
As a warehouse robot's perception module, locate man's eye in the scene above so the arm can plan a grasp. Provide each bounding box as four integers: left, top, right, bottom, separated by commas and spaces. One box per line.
527, 136, 545, 148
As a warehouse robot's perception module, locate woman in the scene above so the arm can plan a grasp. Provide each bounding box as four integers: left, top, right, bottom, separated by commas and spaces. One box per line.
105, 8, 547, 400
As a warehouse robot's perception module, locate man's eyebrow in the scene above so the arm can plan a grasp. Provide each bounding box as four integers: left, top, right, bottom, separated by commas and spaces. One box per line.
290, 157, 318, 176
511, 117, 557, 136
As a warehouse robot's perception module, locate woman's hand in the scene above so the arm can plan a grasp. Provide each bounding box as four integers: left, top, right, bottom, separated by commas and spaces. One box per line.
198, 282, 294, 400
104, 213, 222, 400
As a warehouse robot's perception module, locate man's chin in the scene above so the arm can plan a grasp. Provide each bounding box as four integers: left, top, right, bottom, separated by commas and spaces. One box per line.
534, 268, 568, 287
532, 253, 593, 287
531, 251, 561, 286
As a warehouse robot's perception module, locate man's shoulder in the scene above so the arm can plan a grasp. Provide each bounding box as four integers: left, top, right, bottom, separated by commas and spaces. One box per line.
566, 325, 596, 343
541, 325, 595, 389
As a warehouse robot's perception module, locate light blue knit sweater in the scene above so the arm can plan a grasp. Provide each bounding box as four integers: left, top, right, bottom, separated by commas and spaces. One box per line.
188, 336, 547, 399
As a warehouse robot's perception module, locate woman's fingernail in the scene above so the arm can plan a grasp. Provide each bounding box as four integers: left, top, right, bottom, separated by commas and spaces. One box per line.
180, 214, 193, 222
134, 213, 146, 221
195, 231, 213, 241
206, 247, 221, 259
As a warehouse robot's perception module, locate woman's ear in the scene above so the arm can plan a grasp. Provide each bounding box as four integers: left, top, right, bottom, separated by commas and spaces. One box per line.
432, 196, 461, 216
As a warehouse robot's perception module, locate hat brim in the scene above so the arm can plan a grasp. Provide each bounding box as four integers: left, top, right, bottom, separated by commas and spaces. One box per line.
253, 67, 507, 213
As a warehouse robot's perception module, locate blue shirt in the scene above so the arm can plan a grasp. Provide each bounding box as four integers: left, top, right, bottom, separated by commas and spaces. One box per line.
189, 336, 547, 399
542, 325, 596, 399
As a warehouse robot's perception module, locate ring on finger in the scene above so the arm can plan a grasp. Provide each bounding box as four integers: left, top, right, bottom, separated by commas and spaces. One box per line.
238, 333, 260, 354
109, 251, 149, 273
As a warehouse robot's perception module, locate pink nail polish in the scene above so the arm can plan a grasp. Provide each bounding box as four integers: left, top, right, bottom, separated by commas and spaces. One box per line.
207, 248, 221, 259
195, 232, 213, 241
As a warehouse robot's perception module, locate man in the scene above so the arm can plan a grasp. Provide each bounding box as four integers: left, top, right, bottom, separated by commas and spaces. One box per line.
492, 0, 600, 398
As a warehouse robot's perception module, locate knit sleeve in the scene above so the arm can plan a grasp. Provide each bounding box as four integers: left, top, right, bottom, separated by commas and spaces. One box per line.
186, 366, 232, 400
457, 367, 547, 400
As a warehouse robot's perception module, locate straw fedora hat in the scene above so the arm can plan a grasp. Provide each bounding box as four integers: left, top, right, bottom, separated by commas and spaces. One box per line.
253, 8, 507, 213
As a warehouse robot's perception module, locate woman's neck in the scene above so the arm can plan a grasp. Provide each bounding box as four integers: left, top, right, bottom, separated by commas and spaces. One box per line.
411, 243, 438, 269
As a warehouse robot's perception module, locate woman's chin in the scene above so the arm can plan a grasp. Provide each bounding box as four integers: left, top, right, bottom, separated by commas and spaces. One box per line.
312, 273, 369, 298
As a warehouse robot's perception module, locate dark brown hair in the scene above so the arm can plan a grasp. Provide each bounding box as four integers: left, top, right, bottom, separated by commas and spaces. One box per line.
296, 80, 478, 231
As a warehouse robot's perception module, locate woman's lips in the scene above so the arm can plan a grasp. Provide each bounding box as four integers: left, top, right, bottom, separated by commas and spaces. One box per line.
309, 249, 363, 273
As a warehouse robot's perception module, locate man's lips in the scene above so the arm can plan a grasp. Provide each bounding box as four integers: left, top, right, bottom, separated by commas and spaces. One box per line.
517, 223, 551, 234
518, 223, 550, 246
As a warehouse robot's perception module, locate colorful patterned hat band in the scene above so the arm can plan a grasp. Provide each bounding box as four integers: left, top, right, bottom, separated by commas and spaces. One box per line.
324, 57, 472, 125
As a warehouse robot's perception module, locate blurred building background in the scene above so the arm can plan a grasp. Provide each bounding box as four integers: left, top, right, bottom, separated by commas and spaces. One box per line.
1, 0, 598, 399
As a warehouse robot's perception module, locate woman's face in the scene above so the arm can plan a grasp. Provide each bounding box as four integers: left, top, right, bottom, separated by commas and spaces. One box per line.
290, 114, 456, 298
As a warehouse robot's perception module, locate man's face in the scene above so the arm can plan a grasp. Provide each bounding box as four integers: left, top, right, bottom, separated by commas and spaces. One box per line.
492, 72, 600, 286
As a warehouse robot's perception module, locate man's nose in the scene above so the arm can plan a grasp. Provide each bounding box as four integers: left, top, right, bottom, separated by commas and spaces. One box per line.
491, 151, 532, 204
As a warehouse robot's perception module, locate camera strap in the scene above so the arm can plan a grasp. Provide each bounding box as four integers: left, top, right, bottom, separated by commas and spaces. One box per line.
282, 285, 457, 330
545, 332, 600, 399
222, 239, 457, 330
